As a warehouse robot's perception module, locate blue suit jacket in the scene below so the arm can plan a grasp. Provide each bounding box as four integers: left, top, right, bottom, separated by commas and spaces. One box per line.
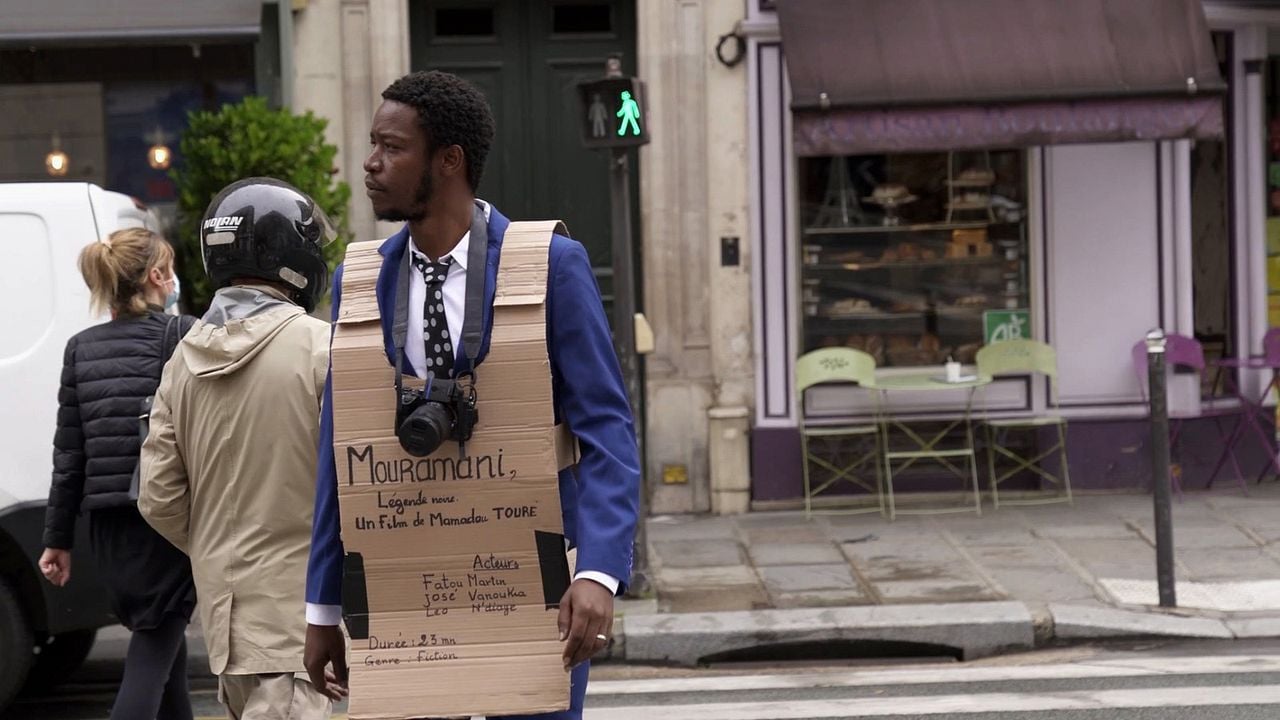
306, 206, 640, 608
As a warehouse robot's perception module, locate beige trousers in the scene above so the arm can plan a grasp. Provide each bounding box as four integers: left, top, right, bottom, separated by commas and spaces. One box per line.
218, 672, 332, 720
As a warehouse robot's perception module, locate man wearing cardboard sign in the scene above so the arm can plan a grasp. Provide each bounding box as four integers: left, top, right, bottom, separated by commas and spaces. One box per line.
304, 70, 640, 719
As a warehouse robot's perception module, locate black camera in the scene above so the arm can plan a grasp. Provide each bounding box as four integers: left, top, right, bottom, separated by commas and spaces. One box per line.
395, 376, 479, 457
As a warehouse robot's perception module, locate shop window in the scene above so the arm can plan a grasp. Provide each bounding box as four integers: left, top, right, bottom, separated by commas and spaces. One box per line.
1267, 41, 1280, 337
435, 7, 496, 37
552, 3, 612, 35
799, 150, 1030, 368
1192, 30, 1237, 396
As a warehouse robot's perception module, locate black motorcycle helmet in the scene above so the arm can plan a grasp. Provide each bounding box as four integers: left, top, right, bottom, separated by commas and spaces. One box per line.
200, 177, 335, 312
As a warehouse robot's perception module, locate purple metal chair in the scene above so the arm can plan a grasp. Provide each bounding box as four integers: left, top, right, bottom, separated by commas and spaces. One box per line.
1130, 334, 1247, 496
1210, 327, 1280, 483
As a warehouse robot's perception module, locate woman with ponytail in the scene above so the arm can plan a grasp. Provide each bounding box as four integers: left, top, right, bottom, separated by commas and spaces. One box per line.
39, 227, 197, 720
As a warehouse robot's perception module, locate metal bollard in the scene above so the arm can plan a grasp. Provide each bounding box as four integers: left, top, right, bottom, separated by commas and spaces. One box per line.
1145, 328, 1177, 607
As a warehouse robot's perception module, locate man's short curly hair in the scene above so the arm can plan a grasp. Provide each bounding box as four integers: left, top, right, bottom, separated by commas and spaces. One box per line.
382, 71, 495, 192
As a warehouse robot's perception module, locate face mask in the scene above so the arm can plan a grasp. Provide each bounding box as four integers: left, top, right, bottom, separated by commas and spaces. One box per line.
165, 274, 180, 311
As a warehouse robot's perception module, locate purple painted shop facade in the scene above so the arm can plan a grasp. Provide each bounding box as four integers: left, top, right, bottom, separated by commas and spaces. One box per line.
744, 1, 1280, 507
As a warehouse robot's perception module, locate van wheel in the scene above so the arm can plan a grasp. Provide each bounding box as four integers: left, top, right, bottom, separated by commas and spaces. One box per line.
0, 578, 34, 709
24, 629, 96, 692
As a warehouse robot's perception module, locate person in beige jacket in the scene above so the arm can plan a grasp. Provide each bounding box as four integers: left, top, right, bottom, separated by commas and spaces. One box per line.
139, 178, 337, 719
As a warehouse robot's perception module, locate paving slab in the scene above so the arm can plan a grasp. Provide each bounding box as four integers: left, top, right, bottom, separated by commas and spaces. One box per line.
654, 565, 759, 589
872, 578, 1004, 603
1031, 523, 1145, 540
1053, 539, 1157, 565
651, 539, 745, 568
654, 566, 768, 613
734, 512, 813, 530
758, 563, 860, 593
978, 568, 1100, 604
623, 602, 1036, 665
739, 524, 831, 544
1127, 524, 1261, 549
771, 588, 874, 608
1176, 547, 1280, 581
749, 542, 844, 566
945, 527, 1040, 546
647, 515, 740, 542
964, 544, 1064, 570
1050, 603, 1233, 640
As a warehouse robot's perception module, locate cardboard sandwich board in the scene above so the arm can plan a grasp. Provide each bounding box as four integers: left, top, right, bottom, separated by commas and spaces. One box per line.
330, 222, 576, 719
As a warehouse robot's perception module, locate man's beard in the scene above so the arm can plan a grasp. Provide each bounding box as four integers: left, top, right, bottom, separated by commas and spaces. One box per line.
374, 171, 433, 222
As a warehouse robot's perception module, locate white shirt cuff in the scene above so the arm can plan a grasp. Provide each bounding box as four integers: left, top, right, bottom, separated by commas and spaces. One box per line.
574, 571, 620, 595
306, 602, 343, 626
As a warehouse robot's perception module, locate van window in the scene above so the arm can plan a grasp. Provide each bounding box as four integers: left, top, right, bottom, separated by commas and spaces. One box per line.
0, 213, 54, 360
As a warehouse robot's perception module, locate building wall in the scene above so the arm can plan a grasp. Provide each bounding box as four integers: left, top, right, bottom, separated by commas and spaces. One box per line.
293, 0, 756, 515
292, 0, 408, 247
638, 0, 752, 514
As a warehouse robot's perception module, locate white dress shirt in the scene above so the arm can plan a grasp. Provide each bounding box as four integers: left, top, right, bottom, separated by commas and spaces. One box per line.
307, 201, 618, 626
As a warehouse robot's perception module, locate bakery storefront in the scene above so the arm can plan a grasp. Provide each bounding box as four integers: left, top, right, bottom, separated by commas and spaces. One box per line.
748, 0, 1280, 506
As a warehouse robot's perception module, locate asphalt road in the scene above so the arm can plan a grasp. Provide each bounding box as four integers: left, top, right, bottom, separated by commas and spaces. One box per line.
9, 638, 1280, 719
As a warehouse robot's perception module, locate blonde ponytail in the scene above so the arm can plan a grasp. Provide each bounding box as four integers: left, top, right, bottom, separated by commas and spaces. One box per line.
78, 228, 174, 316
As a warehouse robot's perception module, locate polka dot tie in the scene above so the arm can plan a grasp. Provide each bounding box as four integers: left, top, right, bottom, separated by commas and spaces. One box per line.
411, 254, 454, 378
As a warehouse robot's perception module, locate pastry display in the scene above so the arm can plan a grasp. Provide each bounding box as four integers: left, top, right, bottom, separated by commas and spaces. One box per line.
864, 183, 918, 226
824, 298, 873, 317
951, 168, 995, 185
800, 148, 1028, 370
947, 228, 992, 258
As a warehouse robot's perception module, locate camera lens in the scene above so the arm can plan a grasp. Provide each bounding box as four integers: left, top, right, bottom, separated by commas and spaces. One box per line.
397, 403, 452, 457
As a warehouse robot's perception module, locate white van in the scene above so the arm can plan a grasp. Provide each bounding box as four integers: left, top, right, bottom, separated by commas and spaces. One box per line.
0, 182, 163, 707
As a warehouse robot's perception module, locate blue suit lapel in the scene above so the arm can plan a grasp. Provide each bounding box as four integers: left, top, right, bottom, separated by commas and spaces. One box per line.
374, 206, 510, 375
375, 225, 410, 369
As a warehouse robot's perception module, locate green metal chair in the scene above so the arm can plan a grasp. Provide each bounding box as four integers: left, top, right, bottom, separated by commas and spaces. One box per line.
975, 339, 1073, 508
796, 348, 885, 518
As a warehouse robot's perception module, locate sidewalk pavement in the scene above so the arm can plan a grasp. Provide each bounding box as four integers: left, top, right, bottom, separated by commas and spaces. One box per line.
81, 486, 1280, 680
626, 485, 1280, 663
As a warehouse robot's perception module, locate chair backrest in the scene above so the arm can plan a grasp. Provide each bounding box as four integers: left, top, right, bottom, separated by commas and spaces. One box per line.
795, 347, 877, 394
1130, 333, 1204, 399
1264, 327, 1280, 365
975, 339, 1057, 379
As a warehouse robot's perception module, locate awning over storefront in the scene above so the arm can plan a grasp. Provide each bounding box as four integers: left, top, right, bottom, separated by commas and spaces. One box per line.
0, 0, 263, 46
777, 0, 1227, 156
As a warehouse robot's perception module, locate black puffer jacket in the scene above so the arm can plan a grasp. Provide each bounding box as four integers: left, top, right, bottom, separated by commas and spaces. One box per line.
43, 311, 196, 549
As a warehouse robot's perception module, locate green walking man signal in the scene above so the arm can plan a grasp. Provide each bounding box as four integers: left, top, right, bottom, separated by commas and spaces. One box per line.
617, 90, 641, 136
576, 76, 649, 149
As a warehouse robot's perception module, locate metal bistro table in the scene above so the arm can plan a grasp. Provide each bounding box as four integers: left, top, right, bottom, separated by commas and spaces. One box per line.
867, 372, 993, 520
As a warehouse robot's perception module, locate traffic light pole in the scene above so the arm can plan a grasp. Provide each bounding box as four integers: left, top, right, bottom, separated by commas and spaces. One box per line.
609, 146, 648, 598
599, 56, 650, 598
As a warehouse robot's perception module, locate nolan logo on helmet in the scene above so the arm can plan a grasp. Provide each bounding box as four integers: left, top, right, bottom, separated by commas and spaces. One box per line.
202, 216, 244, 231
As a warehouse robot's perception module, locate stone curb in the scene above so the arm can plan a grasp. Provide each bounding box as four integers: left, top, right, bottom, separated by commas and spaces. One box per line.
617, 602, 1036, 665
83, 600, 1280, 677
1048, 603, 1234, 641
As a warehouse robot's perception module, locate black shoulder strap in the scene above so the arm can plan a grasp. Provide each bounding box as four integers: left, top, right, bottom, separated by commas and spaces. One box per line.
462, 201, 487, 365
159, 315, 182, 373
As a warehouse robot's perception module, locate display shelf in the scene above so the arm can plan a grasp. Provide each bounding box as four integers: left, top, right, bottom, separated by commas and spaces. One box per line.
803, 257, 1003, 272
945, 179, 995, 188
803, 221, 990, 237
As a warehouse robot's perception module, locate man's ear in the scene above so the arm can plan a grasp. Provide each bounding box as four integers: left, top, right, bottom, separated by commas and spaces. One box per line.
439, 145, 466, 180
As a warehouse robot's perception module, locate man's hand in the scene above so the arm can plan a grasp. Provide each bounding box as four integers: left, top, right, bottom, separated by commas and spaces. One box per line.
557, 578, 614, 671
39, 549, 71, 587
304, 623, 349, 701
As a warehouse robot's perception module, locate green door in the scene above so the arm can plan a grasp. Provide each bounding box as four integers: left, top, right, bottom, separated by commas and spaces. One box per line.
409, 0, 637, 307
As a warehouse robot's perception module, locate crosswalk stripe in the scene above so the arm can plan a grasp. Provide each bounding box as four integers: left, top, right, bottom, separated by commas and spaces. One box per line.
586, 654, 1280, 696
583, 684, 1280, 719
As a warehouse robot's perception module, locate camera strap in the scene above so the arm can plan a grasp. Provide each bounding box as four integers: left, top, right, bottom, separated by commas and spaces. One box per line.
391, 201, 489, 390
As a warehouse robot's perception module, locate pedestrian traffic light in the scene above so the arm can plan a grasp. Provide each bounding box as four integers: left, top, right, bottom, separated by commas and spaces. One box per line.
576, 76, 649, 149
